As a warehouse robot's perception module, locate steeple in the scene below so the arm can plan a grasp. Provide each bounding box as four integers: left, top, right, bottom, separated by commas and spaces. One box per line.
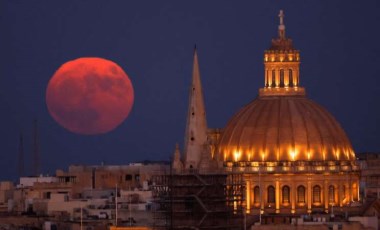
183, 46, 208, 169
260, 10, 305, 97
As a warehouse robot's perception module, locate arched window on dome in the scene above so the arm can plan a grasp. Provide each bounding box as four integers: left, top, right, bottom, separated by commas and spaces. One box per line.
313, 185, 321, 203
280, 69, 285, 87
282, 185, 290, 203
328, 185, 335, 203
268, 185, 275, 204
289, 69, 293, 87
271, 70, 276, 87
297, 185, 305, 203
254, 186, 260, 203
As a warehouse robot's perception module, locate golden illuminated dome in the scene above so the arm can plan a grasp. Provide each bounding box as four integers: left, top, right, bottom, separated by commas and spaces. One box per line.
218, 95, 355, 162
218, 10, 355, 162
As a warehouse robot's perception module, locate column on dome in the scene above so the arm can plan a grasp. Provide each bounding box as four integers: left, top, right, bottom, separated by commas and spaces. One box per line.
246, 180, 251, 213
250, 182, 254, 207
275, 180, 280, 213
307, 180, 312, 213
284, 67, 289, 87
349, 176, 353, 202
353, 182, 359, 201
291, 181, 295, 213
294, 69, 299, 86
265, 68, 268, 87
338, 180, 343, 207
324, 180, 329, 212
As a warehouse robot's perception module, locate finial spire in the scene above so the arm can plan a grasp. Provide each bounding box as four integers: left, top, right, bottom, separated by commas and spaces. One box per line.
172, 143, 183, 172
279, 10, 284, 25
174, 143, 180, 161
278, 10, 286, 39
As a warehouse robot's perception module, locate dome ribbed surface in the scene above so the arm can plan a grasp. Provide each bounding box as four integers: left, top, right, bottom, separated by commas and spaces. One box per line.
218, 95, 355, 162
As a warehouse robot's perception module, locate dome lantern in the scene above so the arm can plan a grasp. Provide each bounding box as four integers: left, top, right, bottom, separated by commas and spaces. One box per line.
262, 10, 303, 97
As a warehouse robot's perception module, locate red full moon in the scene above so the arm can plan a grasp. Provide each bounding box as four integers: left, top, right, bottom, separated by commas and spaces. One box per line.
46, 57, 134, 135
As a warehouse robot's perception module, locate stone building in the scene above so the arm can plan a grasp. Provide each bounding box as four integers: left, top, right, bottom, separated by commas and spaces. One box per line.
56, 163, 169, 198
358, 152, 380, 199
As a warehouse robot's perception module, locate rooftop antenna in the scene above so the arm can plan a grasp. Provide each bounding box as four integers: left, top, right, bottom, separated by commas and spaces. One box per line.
18, 132, 25, 177
33, 119, 40, 176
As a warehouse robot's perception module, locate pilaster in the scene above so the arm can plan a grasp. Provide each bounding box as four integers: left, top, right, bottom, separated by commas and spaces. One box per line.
307, 179, 312, 213
275, 180, 280, 213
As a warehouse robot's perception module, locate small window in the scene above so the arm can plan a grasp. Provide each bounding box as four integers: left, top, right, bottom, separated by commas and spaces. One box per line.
125, 174, 132, 181
289, 69, 293, 87
313, 185, 321, 203
329, 185, 335, 203
254, 186, 260, 203
280, 69, 285, 87
135, 174, 140, 182
282, 186, 290, 203
297, 185, 305, 203
268, 186, 275, 203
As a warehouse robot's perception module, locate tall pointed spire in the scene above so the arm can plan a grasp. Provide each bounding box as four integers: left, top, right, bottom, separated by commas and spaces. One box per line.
183, 46, 208, 169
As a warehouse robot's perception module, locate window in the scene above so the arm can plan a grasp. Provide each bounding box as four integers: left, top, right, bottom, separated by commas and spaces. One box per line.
289, 69, 293, 87
313, 185, 321, 203
280, 69, 285, 87
125, 174, 132, 181
254, 186, 260, 203
268, 186, 275, 203
328, 185, 335, 203
297, 186, 305, 203
271, 70, 276, 87
282, 186, 290, 203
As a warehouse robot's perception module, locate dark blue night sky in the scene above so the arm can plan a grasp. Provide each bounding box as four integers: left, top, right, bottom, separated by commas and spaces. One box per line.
1, 1, 379, 181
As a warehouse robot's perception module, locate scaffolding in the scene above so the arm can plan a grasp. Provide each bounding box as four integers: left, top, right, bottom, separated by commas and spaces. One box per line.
152, 170, 244, 230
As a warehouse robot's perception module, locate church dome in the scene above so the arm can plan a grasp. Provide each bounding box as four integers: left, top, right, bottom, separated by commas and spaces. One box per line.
218, 94, 355, 162
218, 10, 355, 163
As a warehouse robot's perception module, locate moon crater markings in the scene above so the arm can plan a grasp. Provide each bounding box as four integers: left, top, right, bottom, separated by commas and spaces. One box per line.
46, 57, 134, 135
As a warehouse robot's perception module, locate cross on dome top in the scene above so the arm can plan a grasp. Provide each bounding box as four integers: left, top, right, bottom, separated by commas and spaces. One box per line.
278, 10, 286, 39
279, 10, 284, 25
